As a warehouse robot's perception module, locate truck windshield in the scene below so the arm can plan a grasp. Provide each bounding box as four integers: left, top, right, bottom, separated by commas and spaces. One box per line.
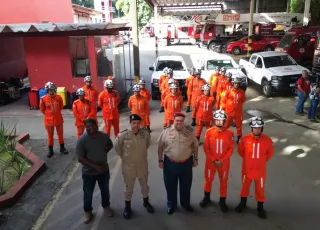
264, 55, 296, 68
156, 61, 185, 71
207, 60, 235, 70
277, 34, 296, 48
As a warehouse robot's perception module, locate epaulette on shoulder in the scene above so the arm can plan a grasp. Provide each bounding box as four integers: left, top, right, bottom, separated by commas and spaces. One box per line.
120, 129, 128, 133
185, 125, 194, 132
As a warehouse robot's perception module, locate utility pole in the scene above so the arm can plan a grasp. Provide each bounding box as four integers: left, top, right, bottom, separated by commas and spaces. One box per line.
247, 0, 255, 57
303, 0, 311, 26
154, 4, 159, 58
131, 0, 140, 83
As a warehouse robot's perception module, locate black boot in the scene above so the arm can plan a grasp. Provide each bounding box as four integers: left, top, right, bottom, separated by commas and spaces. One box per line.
257, 202, 267, 219
219, 197, 229, 213
186, 106, 191, 113
143, 197, 155, 213
159, 107, 164, 113
199, 191, 211, 208
237, 136, 241, 144
47, 146, 54, 158
147, 126, 152, 133
123, 200, 132, 219
235, 197, 247, 212
60, 144, 68, 154
191, 118, 196, 126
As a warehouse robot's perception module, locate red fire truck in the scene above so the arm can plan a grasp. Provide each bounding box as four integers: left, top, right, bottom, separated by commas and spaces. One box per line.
158, 22, 195, 46
189, 24, 204, 45
141, 25, 155, 37
275, 26, 320, 70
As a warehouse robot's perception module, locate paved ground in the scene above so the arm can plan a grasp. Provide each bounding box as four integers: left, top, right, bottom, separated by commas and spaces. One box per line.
0, 38, 319, 230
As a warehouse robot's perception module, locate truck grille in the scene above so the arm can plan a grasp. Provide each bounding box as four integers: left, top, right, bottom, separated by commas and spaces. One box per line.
282, 74, 300, 84
312, 55, 320, 74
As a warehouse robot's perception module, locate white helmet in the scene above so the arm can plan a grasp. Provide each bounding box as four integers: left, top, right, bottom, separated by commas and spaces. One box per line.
249, 116, 265, 128
168, 78, 175, 84
44, 82, 56, 90
132, 84, 140, 92
213, 109, 227, 120
169, 83, 178, 89
84, 76, 92, 82
201, 84, 211, 91
76, 88, 85, 96
104, 79, 114, 88
138, 79, 146, 85
163, 67, 169, 74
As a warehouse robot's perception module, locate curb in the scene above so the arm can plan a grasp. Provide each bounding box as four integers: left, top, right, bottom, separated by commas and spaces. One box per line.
0, 133, 46, 209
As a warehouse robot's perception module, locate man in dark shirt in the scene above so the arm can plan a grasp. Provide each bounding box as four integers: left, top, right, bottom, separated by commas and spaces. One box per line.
296, 70, 311, 116
76, 118, 114, 224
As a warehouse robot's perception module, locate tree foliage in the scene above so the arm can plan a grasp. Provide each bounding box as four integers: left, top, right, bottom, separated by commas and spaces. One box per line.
115, 0, 153, 29
290, 0, 320, 25
72, 0, 94, 9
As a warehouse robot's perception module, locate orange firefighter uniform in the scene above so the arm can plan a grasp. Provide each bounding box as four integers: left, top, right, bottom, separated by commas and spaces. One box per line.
98, 89, 120, 138
82, 85, 99, 118
163, 94, 184, 127
188, 77, 207, 110
72, 99, 96, 138
220, 88, 246, 137
186, 75, 196, 107
40, 94, 65, 146
209, 73, 221, 97
215, 77, 228, 109
140, 88, 151, 127
128, 95, 149, 128
160, 79, 180, 102
192, 95, 215, 138
203, 127, 234, 197
237, 133, 274, 202
159, 74, 167, 108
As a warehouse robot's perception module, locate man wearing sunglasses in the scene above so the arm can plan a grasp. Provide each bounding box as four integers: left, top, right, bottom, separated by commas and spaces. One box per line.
235, 116, 274, 219
200, 110, 235, 213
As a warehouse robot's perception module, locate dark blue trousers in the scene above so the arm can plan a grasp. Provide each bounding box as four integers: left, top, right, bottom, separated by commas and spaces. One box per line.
163, 155, 193, 208
82, 170, 110, 212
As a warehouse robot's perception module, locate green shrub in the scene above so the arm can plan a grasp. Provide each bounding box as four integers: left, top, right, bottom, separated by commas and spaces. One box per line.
0, 120, 31, 195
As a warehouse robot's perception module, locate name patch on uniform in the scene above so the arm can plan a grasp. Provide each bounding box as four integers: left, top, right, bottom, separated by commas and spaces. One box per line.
168, 135, 175, 139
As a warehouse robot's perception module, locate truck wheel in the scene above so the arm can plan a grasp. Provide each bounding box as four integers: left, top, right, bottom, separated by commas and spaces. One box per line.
221, 46, 227, 53
208, 42, 216, 51
264, 45, 273, 52
232, 47, 241, 55
262, 80, 272, 97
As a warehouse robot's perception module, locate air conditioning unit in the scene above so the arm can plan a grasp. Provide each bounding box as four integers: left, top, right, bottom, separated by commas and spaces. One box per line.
74, 58, 90, 75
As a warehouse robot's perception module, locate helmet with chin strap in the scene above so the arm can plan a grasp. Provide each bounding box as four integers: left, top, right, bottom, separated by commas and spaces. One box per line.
76, 88, 85, 96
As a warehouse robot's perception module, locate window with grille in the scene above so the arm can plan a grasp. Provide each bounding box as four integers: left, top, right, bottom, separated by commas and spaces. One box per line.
101, 1, 105, 10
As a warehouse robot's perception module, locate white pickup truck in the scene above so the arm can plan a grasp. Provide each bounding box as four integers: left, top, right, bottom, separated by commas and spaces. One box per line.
239, 51, 310, 97
196, 54, 248, 91
149, 55, 189, 99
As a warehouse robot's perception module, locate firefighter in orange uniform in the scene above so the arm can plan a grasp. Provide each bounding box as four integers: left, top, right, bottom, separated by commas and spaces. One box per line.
98, 79, 120, 138
215, 67, 227, 110
138, 79, 152, 132
188, 69, 206, 121
72, 88, 96, 139
128, 85, 149, 128
192, 84, 215, 142
221, 77, 246, 144
159, 67, 170, 113
235, 117, 274, 219
200, 110, 234, 213
163, 83, 184, 127
208, 66, 221, 99
220, 72, 233, 97
82, 76, 99, 119
186, 67, 197, 113
161, 78, 181, 104
40, 82, 68, 158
